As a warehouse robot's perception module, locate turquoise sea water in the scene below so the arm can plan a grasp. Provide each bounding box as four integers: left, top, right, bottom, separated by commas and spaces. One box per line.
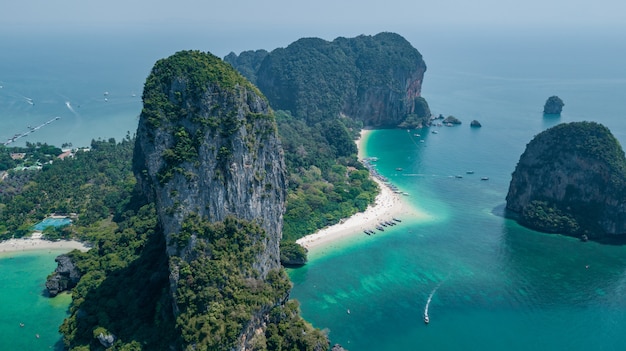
1, 30, 626, 350
0, 251, 74, 350
288, 34, 626, 350
289, 128, 626, 350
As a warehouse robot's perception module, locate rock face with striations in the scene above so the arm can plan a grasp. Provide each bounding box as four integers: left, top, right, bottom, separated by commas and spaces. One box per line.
226, 32, 429, 128
133, 50, 289, 349
506, 121, 626, 239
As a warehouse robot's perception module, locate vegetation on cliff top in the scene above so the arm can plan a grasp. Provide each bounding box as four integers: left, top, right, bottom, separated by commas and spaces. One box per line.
226, 32, 427, 126
533, 122, 626, 190
508, 121, 626, 238
224, 49, 269, 85
142, 50, 264, 130
138, 50, 276, 186
543, 95, 564, 114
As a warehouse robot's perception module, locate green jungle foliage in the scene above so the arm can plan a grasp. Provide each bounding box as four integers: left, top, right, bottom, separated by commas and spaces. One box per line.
276, 110, 378, 241
142, 50, 263, 130
279, 241, 308, 266
520, 200, 581, 234
223, 49, 269, 85
537, 122, 626, 192
172, 215, 327, 350
246, 32, 425, 125
0, 137, 135, 239
59, 202, 179, 350
533, 122, 626, 176
0, 142, 62, 171
264, 300, 328, 351
0, 138, 328, 350
59, 206, 328, 350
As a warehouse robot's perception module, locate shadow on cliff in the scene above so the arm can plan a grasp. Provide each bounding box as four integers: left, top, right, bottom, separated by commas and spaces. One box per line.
493, 203, 626, 246
66, 199, 179, 350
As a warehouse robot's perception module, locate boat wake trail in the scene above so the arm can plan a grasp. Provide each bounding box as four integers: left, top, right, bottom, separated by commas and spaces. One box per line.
424, 279, 446, 324
65, 101, 78, 115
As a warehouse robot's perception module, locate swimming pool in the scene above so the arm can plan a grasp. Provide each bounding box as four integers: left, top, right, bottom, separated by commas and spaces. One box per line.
32, 217, 72, 231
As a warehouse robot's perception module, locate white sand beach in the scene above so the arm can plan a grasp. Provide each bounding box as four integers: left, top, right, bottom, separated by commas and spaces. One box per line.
0, 232, 90, 254
296, 130, 428, 250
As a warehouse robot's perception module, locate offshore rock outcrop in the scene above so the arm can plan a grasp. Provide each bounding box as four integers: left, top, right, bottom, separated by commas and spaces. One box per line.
133, 50, 288, 349
226, 32, 429, 128
45, 254, 81, 297
506, 121, 626, 239
543, 96, 564, 114
443, 115, 461, 125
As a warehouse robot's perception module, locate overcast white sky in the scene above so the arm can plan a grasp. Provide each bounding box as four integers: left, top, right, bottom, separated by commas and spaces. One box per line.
3, 0, 625, 34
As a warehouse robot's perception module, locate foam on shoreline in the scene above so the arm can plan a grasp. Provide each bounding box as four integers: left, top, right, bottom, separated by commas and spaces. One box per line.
296, 129, 428, 250
0, 232, 90, 255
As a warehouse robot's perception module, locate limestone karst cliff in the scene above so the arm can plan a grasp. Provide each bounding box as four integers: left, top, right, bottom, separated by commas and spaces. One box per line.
506, 121, 626, 239
132, 50, 327, 350
133, 50, 286, 272
543, 96, 564, 114
45, 254, 81, 297
226, 32, 429, 128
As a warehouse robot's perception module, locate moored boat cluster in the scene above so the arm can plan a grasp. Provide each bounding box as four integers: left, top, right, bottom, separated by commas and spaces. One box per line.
362, 157, 410, 196
363, 217, 402, 235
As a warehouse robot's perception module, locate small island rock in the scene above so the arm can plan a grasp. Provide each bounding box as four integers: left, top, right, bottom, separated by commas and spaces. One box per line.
506, 121, 626, 240
470, 120, 482, 128
543, 96, 564, 114
45, 254, 82, 297
442, 115, 461, 125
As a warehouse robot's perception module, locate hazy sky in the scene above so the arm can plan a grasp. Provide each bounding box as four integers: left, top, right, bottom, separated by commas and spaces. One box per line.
4, 0, 625, 34
2, 0, 625, 65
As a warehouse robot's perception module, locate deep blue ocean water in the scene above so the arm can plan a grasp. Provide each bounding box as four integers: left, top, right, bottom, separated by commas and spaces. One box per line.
1, 29, 626, 350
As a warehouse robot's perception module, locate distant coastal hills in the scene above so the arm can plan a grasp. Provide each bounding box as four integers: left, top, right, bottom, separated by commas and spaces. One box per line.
225, 32, 431, 129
